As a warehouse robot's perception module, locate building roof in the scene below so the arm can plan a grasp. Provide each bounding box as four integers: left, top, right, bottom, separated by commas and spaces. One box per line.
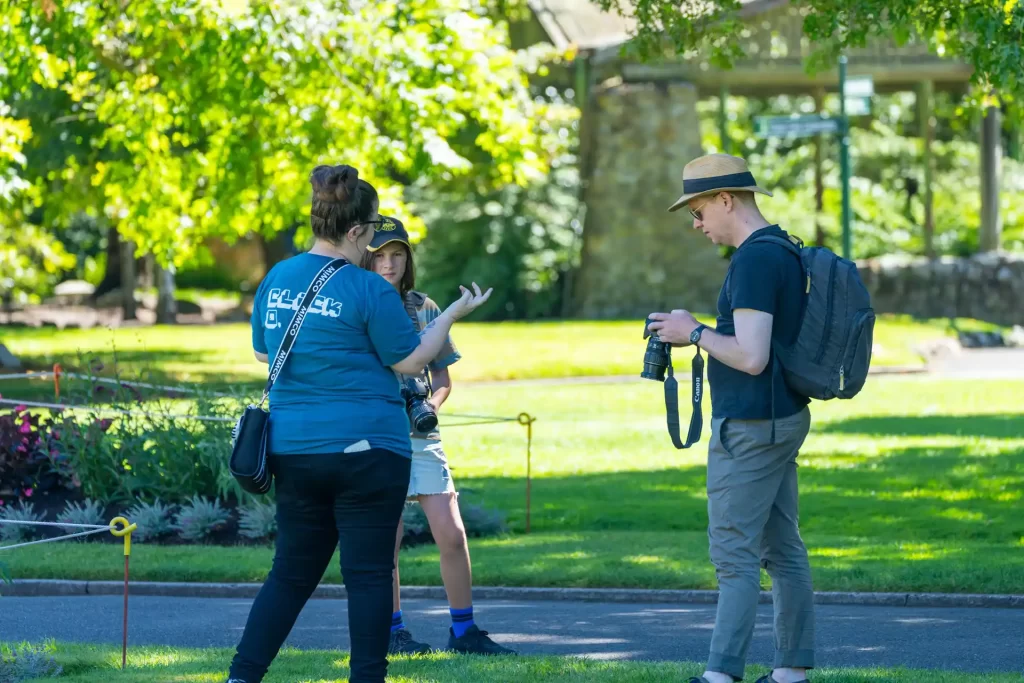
526, 0, 782, 51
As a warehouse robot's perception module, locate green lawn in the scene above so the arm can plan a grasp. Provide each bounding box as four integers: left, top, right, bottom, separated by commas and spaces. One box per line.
9, 643, 1019, 683
0, 314, 982, 392
6, 376, 1023, 594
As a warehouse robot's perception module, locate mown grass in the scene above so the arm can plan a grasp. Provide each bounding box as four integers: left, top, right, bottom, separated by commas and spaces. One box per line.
6, 377, 1022, 594
11, 643, 1021, 683
0, 314, 986, 394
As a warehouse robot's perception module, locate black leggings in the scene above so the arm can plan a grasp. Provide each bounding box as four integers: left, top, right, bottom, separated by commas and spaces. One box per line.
229, 449, 411, 683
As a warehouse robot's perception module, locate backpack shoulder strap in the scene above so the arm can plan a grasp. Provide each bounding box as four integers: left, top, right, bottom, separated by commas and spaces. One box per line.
748, 233, 803, 257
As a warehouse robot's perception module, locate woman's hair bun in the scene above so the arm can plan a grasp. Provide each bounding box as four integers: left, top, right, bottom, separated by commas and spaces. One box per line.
310, 164, 360, 203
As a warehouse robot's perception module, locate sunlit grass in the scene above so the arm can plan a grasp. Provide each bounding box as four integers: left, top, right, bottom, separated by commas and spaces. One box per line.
3, 351, 1022, 594
11, 643, 1021, 683
0, 314, 985, 395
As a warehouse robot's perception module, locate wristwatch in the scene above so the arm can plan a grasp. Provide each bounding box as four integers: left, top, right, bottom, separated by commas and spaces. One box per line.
690, 324, 708, 346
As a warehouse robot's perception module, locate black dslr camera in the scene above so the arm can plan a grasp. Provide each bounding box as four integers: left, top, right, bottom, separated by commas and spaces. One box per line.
642, 316, 672, 382
642, 316, 705, 449
401, 377, 438, 433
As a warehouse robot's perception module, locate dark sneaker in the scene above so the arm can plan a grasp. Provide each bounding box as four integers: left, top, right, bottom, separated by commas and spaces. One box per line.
389, 627, 432, 655
447, 625, 517, 655
755, 676, 809, 683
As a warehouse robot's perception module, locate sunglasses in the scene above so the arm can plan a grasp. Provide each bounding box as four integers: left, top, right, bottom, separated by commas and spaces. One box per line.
688, 192, 731, 221
688, 198, 711, 221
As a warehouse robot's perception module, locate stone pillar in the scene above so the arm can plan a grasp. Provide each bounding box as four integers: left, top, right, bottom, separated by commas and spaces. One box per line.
573, 80, 722, 318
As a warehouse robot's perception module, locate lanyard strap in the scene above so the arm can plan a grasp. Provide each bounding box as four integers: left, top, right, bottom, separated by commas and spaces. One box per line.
262, 258, 349, 403
663, 347, 704, 449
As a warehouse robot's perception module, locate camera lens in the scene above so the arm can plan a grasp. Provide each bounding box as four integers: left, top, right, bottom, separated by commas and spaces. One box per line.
410, 402, 438, 432
642, 337, 670, 382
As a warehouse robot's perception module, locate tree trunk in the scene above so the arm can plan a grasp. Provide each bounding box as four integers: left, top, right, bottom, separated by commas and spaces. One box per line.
155, 263, 177, 324
120, 240, 137, 321
93, 227, 122, 299
140, 253, 156, 289
258, 227, 298, 272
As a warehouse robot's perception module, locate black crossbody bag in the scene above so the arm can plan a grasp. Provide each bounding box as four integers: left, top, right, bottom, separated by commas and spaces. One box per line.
229, 258, 349, 494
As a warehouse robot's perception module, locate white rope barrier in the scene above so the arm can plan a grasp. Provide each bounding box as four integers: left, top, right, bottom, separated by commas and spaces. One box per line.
0, 526, 112, 550
0, 397, 234, 423
0, 519, 109, 530
0, 371, 54, 381
0, 370, 233, 397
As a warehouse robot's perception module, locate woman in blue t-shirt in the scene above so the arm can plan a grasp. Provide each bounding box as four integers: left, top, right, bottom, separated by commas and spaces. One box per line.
362, 217, 516, 657
226, 164, 491, 683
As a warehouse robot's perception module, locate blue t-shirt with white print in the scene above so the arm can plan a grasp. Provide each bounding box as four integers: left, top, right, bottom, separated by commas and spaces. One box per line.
250, 253, 421, 457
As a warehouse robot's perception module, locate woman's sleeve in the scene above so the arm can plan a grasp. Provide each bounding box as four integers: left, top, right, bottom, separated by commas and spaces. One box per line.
250, 277, 269, 355
363, 275, 420, 366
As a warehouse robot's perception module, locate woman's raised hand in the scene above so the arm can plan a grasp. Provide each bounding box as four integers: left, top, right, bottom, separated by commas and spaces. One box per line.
444, 283, 493, 321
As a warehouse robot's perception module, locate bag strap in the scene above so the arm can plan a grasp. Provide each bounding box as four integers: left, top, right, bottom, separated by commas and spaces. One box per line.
663, 347, 705, 449
262, 257, 349, 404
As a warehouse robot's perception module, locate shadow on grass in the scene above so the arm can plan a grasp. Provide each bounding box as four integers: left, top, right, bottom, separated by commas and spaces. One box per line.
820, 414, 1024, 439
461, 440, 1024, 543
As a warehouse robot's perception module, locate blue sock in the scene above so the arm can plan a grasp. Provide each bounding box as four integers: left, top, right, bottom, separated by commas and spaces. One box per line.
450, 606, 474, 638
391, 610, 404, 633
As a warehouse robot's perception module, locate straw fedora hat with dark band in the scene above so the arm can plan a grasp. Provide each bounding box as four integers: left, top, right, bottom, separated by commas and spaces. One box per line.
667, 153, 772, 212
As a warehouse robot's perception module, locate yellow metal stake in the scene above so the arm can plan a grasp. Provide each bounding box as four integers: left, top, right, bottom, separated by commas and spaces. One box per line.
109, 517, 137, 670
518, 413, 536, 534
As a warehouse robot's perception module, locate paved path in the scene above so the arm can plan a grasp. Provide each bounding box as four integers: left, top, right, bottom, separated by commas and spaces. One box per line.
3, 595, 1022, 674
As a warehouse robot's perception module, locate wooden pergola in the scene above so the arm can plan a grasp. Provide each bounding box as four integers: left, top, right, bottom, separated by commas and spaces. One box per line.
516, 0, 1009, 316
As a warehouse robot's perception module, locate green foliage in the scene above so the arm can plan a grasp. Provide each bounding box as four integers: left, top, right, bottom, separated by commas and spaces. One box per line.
0, 502, 43, 544
172, 495, 230, 542
0, 641, 63, 681
1, 0, 558, 274
50, 366, 238, 505
410, 89, 581, 319
0, 113, 75, 304
237, 501, 277, 541
698, 92, 1024, 258
124, 499, 176, 543
593, 0, 1024, 111
56, 500, 105, 536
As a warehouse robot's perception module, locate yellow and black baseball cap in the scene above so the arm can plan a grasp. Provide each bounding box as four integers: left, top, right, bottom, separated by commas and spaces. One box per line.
366, 215, 410, 252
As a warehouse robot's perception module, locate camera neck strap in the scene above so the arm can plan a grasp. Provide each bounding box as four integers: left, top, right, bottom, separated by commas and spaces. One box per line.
664, 347, 704, 449
262, 257, 349, 405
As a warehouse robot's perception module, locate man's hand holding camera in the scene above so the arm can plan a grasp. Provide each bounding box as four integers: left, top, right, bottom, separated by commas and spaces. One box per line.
647, 310, 702, 347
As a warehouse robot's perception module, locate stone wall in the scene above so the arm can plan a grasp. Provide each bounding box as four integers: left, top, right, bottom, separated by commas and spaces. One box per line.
572, 80, 724, 319
857, 253, 1024, 326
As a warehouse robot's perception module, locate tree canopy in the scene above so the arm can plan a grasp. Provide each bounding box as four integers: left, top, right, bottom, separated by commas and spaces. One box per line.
593, 0, 1024, 108
0, 0, 565, 292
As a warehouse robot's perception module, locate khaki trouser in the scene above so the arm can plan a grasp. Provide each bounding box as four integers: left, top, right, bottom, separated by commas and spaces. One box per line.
706, 407, 815, 681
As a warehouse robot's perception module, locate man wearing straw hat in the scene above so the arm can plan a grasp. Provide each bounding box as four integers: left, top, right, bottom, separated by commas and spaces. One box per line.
648, 154, 814, 683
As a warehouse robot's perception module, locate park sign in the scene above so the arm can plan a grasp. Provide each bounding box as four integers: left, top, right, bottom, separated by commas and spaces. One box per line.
844, 75, 874, 116
755, 114, 841, 139
754, 57, 863, 260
